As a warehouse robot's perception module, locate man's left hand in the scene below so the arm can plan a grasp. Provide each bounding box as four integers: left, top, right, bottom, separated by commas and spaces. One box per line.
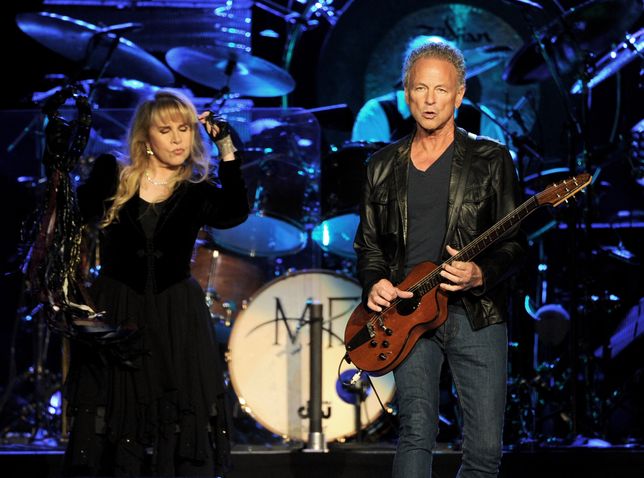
439, 245, 483, 291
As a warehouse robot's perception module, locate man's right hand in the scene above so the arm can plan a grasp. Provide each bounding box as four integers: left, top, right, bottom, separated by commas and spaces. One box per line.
367, 279, 414, 312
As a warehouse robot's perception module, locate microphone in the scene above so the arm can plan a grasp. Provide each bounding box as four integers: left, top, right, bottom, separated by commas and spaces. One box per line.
96, 22, 144, 35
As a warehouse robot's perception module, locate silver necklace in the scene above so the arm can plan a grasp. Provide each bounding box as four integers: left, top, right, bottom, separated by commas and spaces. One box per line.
144, 170, 170, 186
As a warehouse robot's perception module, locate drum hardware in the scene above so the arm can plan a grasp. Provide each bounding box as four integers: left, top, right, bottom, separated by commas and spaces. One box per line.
462, 44, 514, 79
570, 27, 644, 95
599, 242, 638, 265
11, 12, 166, 157
299, 302, 330, 452
256, 0, 339, 109
208, 154, 314, 257
501, 0, 544, 9
16, 12, 174, 86
313, 142, 383, 259
190, 236, 265, 328
255, 0, 340, 28
211, 313, 233, 345
502, 0, 642, 86
203, 248, 221, 307
593, 297, 644, 361
0, 303, 64, 444
466, 96, 544, 193
630, 118, 644, 187
502, 0, 641, 205
303, 104, 354, 132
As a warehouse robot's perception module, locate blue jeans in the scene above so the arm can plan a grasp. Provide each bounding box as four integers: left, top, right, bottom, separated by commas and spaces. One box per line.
392, 306, 507, 478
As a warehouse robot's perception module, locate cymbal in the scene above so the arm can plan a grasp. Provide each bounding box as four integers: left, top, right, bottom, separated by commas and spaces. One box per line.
463, 45, 513, 79
503, 0, 641, 85
165, 46, 295, 97
16, 12, 174, 86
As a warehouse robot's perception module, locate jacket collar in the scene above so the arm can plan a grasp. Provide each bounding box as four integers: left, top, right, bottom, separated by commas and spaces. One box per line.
443, 127, 472, 251
393, 133, 414, 244
392, 127, 469, 245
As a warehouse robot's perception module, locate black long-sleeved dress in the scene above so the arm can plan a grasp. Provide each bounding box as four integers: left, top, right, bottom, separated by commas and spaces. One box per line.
62, 154, 248, 477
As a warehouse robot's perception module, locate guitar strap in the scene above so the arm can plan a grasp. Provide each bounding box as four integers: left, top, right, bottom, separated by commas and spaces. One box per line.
444, 131, 476, 247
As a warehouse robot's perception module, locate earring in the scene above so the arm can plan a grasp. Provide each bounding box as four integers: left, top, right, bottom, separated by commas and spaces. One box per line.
146, 145, 154, 156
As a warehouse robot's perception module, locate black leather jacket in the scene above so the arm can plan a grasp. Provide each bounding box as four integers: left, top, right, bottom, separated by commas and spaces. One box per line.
354, 127, 526, 330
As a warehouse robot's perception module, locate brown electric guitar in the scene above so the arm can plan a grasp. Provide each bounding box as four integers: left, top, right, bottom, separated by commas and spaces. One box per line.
344, 172, 592, 376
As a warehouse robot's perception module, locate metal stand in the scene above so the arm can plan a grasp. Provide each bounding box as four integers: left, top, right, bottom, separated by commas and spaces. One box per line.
302, 302, 329, 452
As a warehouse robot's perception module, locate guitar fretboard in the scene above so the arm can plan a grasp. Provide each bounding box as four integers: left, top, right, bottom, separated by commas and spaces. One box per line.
412, 195, 540, 296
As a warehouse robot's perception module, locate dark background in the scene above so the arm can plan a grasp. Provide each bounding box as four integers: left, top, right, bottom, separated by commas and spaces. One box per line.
0, 0, 642, 444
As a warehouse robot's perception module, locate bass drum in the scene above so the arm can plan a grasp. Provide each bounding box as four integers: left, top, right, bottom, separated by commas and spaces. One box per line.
227, 271, 396, 442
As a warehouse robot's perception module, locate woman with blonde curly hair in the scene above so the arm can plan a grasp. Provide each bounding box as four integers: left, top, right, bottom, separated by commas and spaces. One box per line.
62, 89, 248, 477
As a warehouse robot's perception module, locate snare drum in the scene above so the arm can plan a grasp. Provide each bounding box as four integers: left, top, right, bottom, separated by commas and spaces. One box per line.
227, 271, 396, 442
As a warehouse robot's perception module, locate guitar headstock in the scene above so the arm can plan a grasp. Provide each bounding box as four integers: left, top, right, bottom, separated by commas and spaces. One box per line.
536, 172, 591, 207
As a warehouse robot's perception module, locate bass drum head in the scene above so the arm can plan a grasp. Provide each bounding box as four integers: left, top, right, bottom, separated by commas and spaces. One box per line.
227, 270, 396, 442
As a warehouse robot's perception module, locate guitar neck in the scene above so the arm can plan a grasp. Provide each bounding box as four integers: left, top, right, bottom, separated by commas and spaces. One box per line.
415, 195, 540, 295
452, 195, 539, 264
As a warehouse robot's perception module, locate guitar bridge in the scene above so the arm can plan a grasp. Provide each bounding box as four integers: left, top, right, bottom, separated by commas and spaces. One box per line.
346, 322, 376, 351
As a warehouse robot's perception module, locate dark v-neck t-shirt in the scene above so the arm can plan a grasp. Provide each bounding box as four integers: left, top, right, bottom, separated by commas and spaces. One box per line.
404, 142, 454, 275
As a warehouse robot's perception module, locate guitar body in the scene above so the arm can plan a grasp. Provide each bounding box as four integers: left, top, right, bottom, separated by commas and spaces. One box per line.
344, 261, 449, 376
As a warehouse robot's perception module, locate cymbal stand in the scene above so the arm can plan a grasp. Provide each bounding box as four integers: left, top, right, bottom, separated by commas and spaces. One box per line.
83, 30, 126, 106
7, 26, 123, 155
204, 58, 234, 111
519, 4, 583, 139
0, 301, 62, 444
203, 248, 221, 310
254, 0, 345, 108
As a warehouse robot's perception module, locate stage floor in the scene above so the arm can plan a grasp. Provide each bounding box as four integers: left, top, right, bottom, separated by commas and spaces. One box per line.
2, 442, 643, 477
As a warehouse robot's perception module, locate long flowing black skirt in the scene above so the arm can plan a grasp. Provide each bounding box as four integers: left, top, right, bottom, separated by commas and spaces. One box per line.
62, 275, 231, 477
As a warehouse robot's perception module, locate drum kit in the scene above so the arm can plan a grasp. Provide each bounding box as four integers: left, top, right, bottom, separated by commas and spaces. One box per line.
9, 0, 643, 446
